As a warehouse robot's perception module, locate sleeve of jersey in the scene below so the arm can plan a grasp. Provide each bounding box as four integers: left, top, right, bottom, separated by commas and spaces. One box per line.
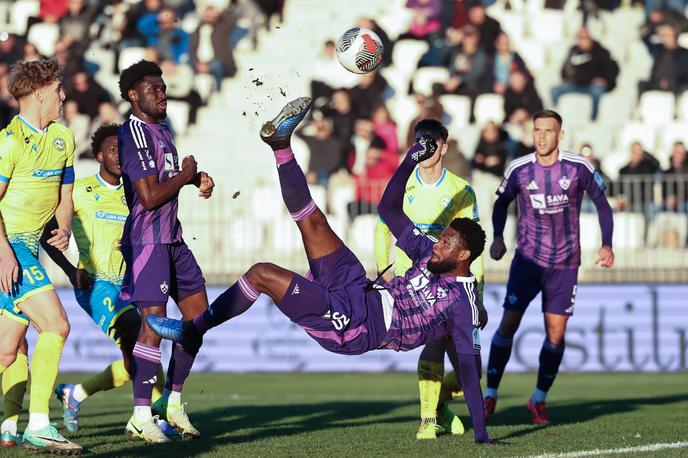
582, 164, 614, 247
394, 222, 435, 262
0, 136, 19, 182
374, 217, 393, 273
493, 172, 518, 238
120, 123, 158, 183
62, 130, 76, 185
454, 185, 480, 222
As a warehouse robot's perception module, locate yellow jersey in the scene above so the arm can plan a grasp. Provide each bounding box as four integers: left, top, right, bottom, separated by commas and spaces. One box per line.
72, 175, 128, 284
0, 115, 75, 254
374, 167, 484, 298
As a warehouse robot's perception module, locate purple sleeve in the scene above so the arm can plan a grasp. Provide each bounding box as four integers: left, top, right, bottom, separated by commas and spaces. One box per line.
492, 171, 519, 238
378, 155, 416, 238
118, 123, 158, 183
394, 223, 435, 262
581, 164, 614, 247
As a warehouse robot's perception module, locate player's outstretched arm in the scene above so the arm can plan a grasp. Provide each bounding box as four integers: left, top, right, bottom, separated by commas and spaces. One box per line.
373, 219, 393, 281
378, 137, 437, 238
134, 155, 198, 210
584, 166, 615, 268
490, 194, 510, 260
40, 217, 91, 290
0, 181, 18, 294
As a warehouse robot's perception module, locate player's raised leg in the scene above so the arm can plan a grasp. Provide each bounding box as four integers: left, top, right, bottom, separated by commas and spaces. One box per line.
1, 338, 28, 447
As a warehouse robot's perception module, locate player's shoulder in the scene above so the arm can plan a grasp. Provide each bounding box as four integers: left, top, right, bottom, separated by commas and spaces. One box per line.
504, 153, 535, 178
74, 175, 98, 189
46, 121, 73, 138
0, 125, 22, 152
119, 116, 151, 146
560, 150, 596, 173
443, 170, 475, 195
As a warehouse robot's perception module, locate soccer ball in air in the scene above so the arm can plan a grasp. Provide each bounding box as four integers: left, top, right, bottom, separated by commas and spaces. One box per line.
335, 27, 384, 74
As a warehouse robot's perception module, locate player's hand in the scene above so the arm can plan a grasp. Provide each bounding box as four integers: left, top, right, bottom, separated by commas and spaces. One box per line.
181, 155, 198, 184
477, 304, 488, 330
490, 237, 507, 260
47, 228, 70, 251
0, 247, 18, 295
198, 172, 214, 199
70, 268, 92, 291
382, 270, 393, 283
595, 245, 614, 268
407, 135, 437, 163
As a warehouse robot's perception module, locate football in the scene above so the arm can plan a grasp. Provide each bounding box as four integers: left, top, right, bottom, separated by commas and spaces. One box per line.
335, 27, 384, 74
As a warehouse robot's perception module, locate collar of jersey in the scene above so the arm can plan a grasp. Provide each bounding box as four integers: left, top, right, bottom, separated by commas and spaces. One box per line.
18, 114, 46, 134
130, 113, 166, 128
96, 172, 122, 190
530, 149, 565, 164
415, 167, 446, 189
440, 274, 476, 283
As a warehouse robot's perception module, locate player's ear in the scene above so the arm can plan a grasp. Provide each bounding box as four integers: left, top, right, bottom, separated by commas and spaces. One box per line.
96, 151, 104, 163
440, 141, 448, 157
558, 129, 565, 142
128, 88, 138, 102
458, 248, 471, 262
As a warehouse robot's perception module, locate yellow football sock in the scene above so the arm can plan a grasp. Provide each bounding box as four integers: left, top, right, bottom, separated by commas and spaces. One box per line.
418, 360, 444, 419
151, 364, 165, 404
28, 332, 64, 414
2, 353, 28, 422
81, 359, 129, 396
439, 370, 464, 406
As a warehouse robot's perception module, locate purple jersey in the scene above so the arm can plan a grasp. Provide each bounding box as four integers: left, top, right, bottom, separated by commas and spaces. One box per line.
377, 224, 482, 353
495, 151, 613, 269
118, 115, 182, 246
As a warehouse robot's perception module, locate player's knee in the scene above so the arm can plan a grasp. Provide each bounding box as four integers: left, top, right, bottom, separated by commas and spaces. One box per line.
246, 262, 280, 290
18, 338, 28, 355
46, 318, 70, 339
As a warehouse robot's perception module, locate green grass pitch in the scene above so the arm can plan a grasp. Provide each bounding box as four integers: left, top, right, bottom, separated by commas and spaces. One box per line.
0, 372, 686, 457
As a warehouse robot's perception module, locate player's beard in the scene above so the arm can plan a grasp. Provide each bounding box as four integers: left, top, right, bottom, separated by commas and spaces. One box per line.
427, 258, 456, 275
141, 98, 167, 121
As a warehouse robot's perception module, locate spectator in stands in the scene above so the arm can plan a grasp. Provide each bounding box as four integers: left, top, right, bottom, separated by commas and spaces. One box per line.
371, 103, 399, 157
445, 0, 470, 30
358, 17, 393, 68
467, 2, 501, 55
310, 40, 360, 105
348, 136, 395, 219
639, 23, 688, 96
616, 141, 660, 211
62, 99, 91, 159
405, 93, 447, 148
472, 121, 509, 177
60, 0, 95, 46
350, 71, 390, 119
39, 0, 68, 24
232, 0, 267, 50
22, 43, 41, 62
136, 0, 164, 46
324, 89, 356, 149
160, 59, 203, 126
398, 0, 444, 41
89, 101, 124, 139
504, 70, 543, 125
0, 62, 18, 128
640, 7, 688, 42
253, 0, 285, 28
492, 32, 530, 95
0, 34, 25, 66
296, 114, 344, 187
418, 26, 462, 68
551, 27, 619, 120
65, 71, 112, 120
433, 25, 492, 120
644, 0, 688, 18
117, 0, 159, 51
151, 8, 190, 64
662, 141, 688, 211
54, 34, 87, 79
580, 143, 609, 181
444, 138, 472, 180
190, 5, 238, 91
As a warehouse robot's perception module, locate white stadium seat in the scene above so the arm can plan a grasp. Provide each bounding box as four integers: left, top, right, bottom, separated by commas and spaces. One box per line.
165, 100, 190, 135
579, 213, 602, 253
10, 0, 38, 35
226, 217, 265, 254
27, 22, 59, 57
390, 39, 429, 78
348, 214, 379, 265
613, 213, 645, 250
439, 95, 471, 130
251, 186, 285, 223
474, 94, 505, 126
530, 10, 564, 43
648, 212, 688, 248
573, 124, 614, 158
556, 93, 593, 125
515, 40, 546, 71
412, 67, 449, 97
656, 123, 688, 168
638, 91, 675, 125
597, 92, 634, 125
677, 92, 688, 121
328, 181, 356, 221
616, 122, 657, 158
118, 47, 147, 72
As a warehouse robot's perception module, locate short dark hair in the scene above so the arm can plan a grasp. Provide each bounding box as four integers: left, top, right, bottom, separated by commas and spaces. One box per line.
118, 60, 162, 102
533, 109, 562, 127
91, 124, 121, 158
414, 118, 448, 142
449, 217, 486, 263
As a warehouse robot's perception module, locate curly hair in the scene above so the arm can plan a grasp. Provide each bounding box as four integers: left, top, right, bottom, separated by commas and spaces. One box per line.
8, 58, 62, 101
449, 217, 486, 263
91, 124, 121, 159
118, 60, 162, 102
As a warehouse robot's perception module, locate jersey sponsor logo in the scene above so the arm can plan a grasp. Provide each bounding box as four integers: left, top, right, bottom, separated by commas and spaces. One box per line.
409, 274, 430, 291
164, 153, 175, 171
54, 137, 65, 151
593, 170, 606, 191
558, 176, 571, 190
138, 150, 148, 170
527, 180, 539, 191
160, 281, 169, 294
32, 168, 64, 179
472, 328, 481, 350
322, 310, 350, 331
529, 193, 546, 209
291, 283, 300, 295
95, 211, 127, 222
547, 194, 569, 206
85, 186, 93, 192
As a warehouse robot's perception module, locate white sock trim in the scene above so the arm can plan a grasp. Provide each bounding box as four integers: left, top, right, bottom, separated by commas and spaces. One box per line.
167, 390, 182, 406
73, 384, 89, 403
27, 413, 49, 431
134, 406, 152, 422
0, 419, 17, 435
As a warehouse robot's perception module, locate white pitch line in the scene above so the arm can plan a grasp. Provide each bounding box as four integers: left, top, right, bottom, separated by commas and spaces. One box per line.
522, 441, 688, 458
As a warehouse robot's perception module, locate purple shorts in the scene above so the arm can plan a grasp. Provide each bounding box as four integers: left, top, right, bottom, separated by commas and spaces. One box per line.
503, 251, 578, 316
119, 242, 205, 307
277, 245, 386, 355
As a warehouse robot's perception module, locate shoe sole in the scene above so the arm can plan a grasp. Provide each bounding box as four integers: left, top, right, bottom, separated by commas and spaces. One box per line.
23, 441, 83, 455
124, 428, 170, 444
260, 97, 312, 139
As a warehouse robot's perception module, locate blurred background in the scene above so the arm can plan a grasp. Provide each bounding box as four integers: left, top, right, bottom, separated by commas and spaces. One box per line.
1, 0, 686, 372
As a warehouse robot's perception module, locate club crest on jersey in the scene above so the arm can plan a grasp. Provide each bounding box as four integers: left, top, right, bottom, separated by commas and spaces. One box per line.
54, 137, 65, 151
160, 281, 169, 294
121, 195, 127, 205
558, 176, 571, 190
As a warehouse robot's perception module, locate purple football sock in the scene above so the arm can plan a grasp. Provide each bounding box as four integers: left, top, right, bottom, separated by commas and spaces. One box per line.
132, 342, 161, 406
192, 275, 259, 333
